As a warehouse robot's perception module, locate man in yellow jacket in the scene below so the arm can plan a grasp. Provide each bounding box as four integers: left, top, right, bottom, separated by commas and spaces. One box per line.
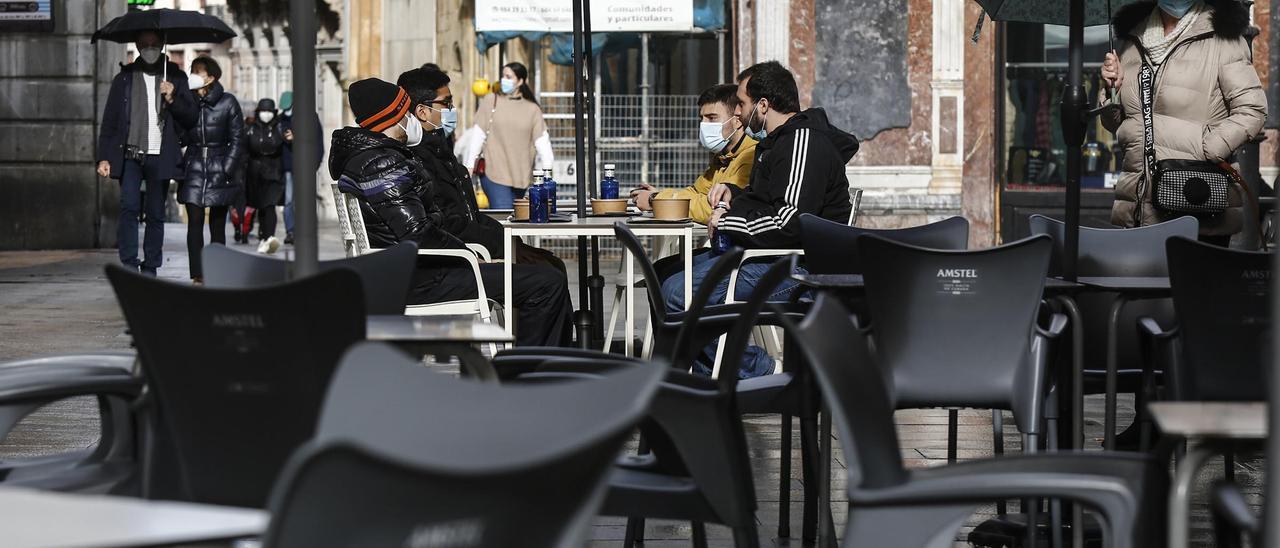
631, 84, 755, 224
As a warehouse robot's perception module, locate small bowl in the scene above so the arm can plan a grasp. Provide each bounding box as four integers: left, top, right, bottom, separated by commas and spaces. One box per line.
591, 198, 628, 215
651, 198, 690, 220
513, 199, 530, 221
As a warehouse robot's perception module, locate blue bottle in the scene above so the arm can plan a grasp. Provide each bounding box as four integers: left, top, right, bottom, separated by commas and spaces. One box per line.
600, 163, 619, 199
542, 168, 557, 214
528, 170, 549, 224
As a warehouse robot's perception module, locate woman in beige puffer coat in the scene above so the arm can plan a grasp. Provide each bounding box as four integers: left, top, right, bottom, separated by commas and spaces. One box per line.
1100, 0, 1267, 244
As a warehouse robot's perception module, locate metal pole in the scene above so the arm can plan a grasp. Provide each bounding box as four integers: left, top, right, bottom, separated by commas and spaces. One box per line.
571, 0, 592, 348
583, 0, 606, 344
640, 33, 651, 184
290, 0, 319, 277
1060, 0, 1084, 281
717, 30, 726, 82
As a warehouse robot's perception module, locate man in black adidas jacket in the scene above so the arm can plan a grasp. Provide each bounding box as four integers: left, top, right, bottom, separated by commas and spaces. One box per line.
661, 61, 859, 378
330, 78, 572, 347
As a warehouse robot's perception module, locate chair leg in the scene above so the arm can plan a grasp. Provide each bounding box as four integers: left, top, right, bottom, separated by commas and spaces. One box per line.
778, 413, 792, 539
1223, 452, 1235, 483
947, 409, 959, 463
691, 521, 708, 548
800, 415, 820, 543
1023, 432, 1041, 548
624, 517, 641, 547
733, 524, 761, 548
993, 410, 1007, 516
604, 286, 624, 352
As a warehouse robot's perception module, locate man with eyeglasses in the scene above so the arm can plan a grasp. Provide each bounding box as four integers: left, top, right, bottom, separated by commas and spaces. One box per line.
396, 64, 563, 270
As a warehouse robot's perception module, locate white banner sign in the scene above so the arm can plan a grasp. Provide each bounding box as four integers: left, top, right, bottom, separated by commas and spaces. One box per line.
476, 0, 694, 33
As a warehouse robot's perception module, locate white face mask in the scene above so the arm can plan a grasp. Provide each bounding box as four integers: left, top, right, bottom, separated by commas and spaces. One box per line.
399, 113, 424, 146
699, 120, 739, 153
139, 47, 163, 65
258, 111, 275, 123
188, 73, 208, 91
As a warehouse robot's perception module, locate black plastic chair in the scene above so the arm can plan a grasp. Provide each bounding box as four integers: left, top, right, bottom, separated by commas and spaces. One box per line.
1140, 237, 1271, 402
1029, 214, 1199, 449
202, 241, 417, 315
105, 265, 366, 508
799, 213, 970, 275
777, 294, 1169, 548
1208, 482, 1260, 548
262, 342, 663, 548
0, 352, 142, 494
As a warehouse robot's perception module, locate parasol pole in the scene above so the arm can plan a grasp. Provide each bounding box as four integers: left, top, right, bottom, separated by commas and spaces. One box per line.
571, 0, 592, 347
1061, 0, 1085, 282
289, 0, 319, 277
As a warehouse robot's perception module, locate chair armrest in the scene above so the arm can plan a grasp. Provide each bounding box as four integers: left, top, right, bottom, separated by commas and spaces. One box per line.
492, 348, 645, 381
1138, 316, 1178, 340
1210, 482, 1260, 538
465, 243, 493, 262
1034, 312, 1069, 340
0, 354, 141, 405
416, 248, 491, 305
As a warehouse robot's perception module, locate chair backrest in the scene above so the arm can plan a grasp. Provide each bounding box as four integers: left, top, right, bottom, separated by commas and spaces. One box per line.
331, 184, 372, 256
1029, 214, 1197, 374
614, 223, 673, 324
263, 342, 663, 548
859, 234, 1053, 434
848, 187, 864, 225
778, 294, 908, 489
1165, 237, 1272, 401
717, 256, 798, 389
202, 242, 417, 315
800, 213, 969, 275
105, 265, 367, 508
1028, 214, 1198, 277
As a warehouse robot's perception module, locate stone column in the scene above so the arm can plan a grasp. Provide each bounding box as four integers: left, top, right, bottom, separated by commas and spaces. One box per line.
962, 2, 998, 247
755, 0, 791, 66
929, 0, 965, 195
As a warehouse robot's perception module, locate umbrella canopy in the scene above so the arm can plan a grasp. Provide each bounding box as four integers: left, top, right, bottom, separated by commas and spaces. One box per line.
973, 0, 1135, 26
91, 8, 236, 44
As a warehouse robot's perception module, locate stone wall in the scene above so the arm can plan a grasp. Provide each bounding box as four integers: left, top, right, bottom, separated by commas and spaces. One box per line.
0, 0, 125, 250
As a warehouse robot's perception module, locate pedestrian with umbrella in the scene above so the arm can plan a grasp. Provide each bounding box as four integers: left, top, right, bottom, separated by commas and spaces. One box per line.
92, 8, 235, 275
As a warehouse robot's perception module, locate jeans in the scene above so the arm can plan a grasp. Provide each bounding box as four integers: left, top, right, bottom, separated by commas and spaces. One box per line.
283, 171, 295, 234
660, 251, 803, 379
479, 174, 525, 209
119, 158, 170, 273
185, 204, 228, 279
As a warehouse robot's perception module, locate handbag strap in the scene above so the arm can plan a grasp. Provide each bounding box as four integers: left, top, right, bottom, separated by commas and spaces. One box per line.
1138, 59, 1158, 192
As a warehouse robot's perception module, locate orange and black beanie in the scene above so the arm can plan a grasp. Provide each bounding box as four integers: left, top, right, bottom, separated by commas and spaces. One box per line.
349, 78, 411, 133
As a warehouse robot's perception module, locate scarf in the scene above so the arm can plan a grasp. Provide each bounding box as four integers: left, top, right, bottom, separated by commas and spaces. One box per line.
126, 64, 164, 152
1140, 2, 1204, 65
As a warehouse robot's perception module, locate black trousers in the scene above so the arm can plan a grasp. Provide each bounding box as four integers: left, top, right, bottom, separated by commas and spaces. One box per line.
409, 260, 573, 348
185, 204, 228, 279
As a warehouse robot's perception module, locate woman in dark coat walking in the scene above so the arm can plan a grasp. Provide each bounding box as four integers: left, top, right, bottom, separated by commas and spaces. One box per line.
245, 98, 286, 254
171, 56, 243, 283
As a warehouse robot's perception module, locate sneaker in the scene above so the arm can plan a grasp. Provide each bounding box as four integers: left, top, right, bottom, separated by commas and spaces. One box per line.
284, 232, 294, 245
233, 226, 243, 243
257, 236, 281, 255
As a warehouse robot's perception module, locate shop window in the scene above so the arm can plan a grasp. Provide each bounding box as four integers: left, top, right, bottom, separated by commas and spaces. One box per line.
1000, 22, 1119, 193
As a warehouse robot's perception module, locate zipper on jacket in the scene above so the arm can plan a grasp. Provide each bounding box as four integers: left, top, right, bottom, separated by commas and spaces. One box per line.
200, 102, 209, 194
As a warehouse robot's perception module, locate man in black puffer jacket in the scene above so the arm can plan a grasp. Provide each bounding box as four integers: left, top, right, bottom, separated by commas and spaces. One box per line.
396, 64, 565, 271
330, 78, 572, 347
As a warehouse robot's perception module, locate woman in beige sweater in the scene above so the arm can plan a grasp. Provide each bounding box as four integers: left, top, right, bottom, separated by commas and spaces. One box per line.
460, 62, 554, 208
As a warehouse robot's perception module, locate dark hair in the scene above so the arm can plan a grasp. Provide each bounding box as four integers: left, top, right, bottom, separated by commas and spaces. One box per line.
697, 83, 740, 110
736, 61, 799, 114
502, 62, 539, 107
190, 56, 221, 80
397, 65, 452, 107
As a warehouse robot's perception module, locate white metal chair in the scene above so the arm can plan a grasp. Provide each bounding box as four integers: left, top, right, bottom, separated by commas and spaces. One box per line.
710, 187, 864, 377
330, 183, 505, 354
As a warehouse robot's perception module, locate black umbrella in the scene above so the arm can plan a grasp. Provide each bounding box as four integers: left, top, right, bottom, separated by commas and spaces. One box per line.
973, 0, 1135, 280
91, 8, 236, 45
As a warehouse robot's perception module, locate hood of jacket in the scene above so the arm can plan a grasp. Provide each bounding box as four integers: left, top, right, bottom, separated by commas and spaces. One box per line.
1113, 0, 1251, 41
328, 126, 410, 180
762, 108, 860, 163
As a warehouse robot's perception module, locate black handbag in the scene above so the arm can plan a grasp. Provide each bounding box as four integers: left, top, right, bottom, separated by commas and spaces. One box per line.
1137, 59, 1242, 218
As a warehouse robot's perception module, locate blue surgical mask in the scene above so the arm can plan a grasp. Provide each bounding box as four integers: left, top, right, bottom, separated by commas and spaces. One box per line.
699, 120, 738, 153
743, 103, 768, 141
439, 107, 457, 136
499, 78, 516, 95
1157, 0, 1196, 18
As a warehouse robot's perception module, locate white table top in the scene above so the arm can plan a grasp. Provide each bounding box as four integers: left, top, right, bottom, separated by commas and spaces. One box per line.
502, 215, 697, 232
366, 315, 513, 344
0, 487, 268, 548
1148, 401, 1268, 439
